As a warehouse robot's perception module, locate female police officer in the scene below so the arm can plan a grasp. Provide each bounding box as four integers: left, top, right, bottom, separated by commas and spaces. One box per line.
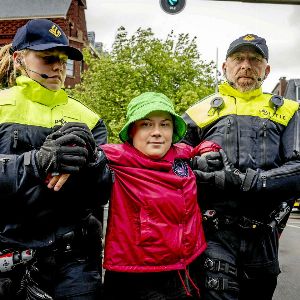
0, 19, 110, 299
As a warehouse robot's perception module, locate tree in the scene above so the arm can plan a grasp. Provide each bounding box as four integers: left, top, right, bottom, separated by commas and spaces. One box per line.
69, 26, 215, 143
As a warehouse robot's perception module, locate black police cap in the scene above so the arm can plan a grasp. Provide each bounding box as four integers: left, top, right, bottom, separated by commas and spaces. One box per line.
11, 19, 83, 61
226, 34, 268, 61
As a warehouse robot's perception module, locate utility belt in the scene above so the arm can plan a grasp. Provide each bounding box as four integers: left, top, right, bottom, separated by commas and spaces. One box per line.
0, 249, 34, 273
0, 256, 53, 300
0, 214, 103, 299
202, 211, 265, 231
53, 228, 88, 258
0, 227, 86, 274
0, 227, 97, 299
53, 215, 103, 262
203, 202, 290, 232
0, 228, 88, 273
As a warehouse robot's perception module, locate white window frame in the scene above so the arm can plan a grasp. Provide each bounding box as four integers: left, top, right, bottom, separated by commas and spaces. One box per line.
66, 59, 74, 77
296, 86, 300, 102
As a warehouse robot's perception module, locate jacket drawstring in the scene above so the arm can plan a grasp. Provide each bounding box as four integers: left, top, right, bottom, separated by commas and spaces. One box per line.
186, 268, 200, 298
177, 268, 200, 298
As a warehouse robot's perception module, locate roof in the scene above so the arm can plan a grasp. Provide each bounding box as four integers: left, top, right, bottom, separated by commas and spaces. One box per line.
0, 0, 72, 20
284, 79, 300, 100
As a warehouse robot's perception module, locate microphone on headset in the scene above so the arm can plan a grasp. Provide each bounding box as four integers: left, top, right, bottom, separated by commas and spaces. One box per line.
257, 74, 266, 82
224, 68, 265, 84
26, 68, 49, 79
17, 59, 49, 79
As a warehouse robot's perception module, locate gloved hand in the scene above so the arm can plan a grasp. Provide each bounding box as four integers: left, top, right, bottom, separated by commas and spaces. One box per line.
193, 149, 246, 189
35, 131, 89, 177
220, 149, 259, 190
191, 152, 223, 172
53, 122, 98, 163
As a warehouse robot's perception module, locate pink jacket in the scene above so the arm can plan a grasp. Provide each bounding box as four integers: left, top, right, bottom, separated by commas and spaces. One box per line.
101, 142, 212, 273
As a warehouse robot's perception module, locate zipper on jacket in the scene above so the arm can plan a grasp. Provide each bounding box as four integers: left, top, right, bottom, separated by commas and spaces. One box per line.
226, 118, 232, 134
0, 158, 10, 173
225, 117, 233, 161
261, 174, 267, 188
261, 167, 300, 189
262, 121, 267, 166
13, 130, 19, 149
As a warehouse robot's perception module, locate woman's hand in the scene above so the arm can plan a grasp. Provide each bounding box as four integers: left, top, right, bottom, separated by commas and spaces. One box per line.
47, 174, 70, 191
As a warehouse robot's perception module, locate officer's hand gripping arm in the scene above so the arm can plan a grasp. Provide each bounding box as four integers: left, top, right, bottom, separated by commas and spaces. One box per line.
34, 131, 89, 178
191, 140, 223, 172
55, 122, 98, 163
193, 149, 245, 190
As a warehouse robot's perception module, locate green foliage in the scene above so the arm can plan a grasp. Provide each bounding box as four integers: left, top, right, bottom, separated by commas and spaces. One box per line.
69, 27, 215, 143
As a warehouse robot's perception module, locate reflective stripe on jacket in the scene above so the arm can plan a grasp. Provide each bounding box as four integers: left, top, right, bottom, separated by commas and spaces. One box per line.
0, 76, 108, 248
182, 83, 300, 217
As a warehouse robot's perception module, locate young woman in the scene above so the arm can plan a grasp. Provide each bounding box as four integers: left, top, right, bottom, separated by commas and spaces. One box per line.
0, 19, 109, 299
50, 92, 222, 300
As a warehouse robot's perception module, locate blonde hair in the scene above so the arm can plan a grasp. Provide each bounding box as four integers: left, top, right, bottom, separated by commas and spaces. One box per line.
0, 44, 23, 87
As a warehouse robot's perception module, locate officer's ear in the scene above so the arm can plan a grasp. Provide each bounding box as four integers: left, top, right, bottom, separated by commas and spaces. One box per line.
13, 52, 24, 68
264, 65, 271, 80
222, 62, 227, 76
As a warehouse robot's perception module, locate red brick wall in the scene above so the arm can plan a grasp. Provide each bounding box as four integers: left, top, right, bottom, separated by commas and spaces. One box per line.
0, 20, 28, 45
0, 0, 87, 88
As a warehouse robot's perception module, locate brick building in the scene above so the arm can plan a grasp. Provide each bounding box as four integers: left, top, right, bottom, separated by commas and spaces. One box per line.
272, 77, 300, 102
0, 0, 89, 88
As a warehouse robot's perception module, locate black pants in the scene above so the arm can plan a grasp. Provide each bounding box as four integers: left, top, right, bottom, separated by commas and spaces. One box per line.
0, 255, 102, 300
0, 214, 104, 299
197, 226, 280, 300
103, 267, 201, 300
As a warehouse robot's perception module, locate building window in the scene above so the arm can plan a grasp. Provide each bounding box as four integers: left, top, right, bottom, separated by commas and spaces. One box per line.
297, 86, 300, 102
66, 59, 74, 77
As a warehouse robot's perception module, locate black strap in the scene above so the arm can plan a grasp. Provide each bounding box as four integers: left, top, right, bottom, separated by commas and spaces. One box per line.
238, 216, 266, 230
241, 168, 257, 191
206, 276, 239, 292
203, 258, 237, 276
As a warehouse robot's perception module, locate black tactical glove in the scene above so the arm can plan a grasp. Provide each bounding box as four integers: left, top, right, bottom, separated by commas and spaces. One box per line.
191, 152, 223, 172
220, 149, 261, 191
193, 150, 245, 189
35, 132, 89, 177
53, 122, 97, 163
193, 168, 227, 189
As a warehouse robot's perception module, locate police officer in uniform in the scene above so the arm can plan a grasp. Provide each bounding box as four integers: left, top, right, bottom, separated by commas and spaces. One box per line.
0, 19, 111, 299
182, 34, 300, 300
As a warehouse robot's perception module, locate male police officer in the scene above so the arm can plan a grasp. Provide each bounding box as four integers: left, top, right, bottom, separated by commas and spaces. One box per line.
183, 34, 300, 300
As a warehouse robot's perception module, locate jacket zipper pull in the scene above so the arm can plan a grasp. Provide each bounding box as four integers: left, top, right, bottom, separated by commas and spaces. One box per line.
261, 174, 267, 188
227, 119, 231, 134
263, 122, 267, 137
13, 130, 19, 149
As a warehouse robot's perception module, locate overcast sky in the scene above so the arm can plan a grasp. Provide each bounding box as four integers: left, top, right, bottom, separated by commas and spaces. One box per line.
85, 0, 300, 93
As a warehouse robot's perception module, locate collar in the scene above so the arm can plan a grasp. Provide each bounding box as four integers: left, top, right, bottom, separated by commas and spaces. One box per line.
16, 76, 68, 108
219, 82, 263, 100
122, 142, 173, 170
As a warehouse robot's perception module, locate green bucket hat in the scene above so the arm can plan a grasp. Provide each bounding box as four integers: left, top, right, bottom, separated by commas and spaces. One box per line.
119, 92, 187, 143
